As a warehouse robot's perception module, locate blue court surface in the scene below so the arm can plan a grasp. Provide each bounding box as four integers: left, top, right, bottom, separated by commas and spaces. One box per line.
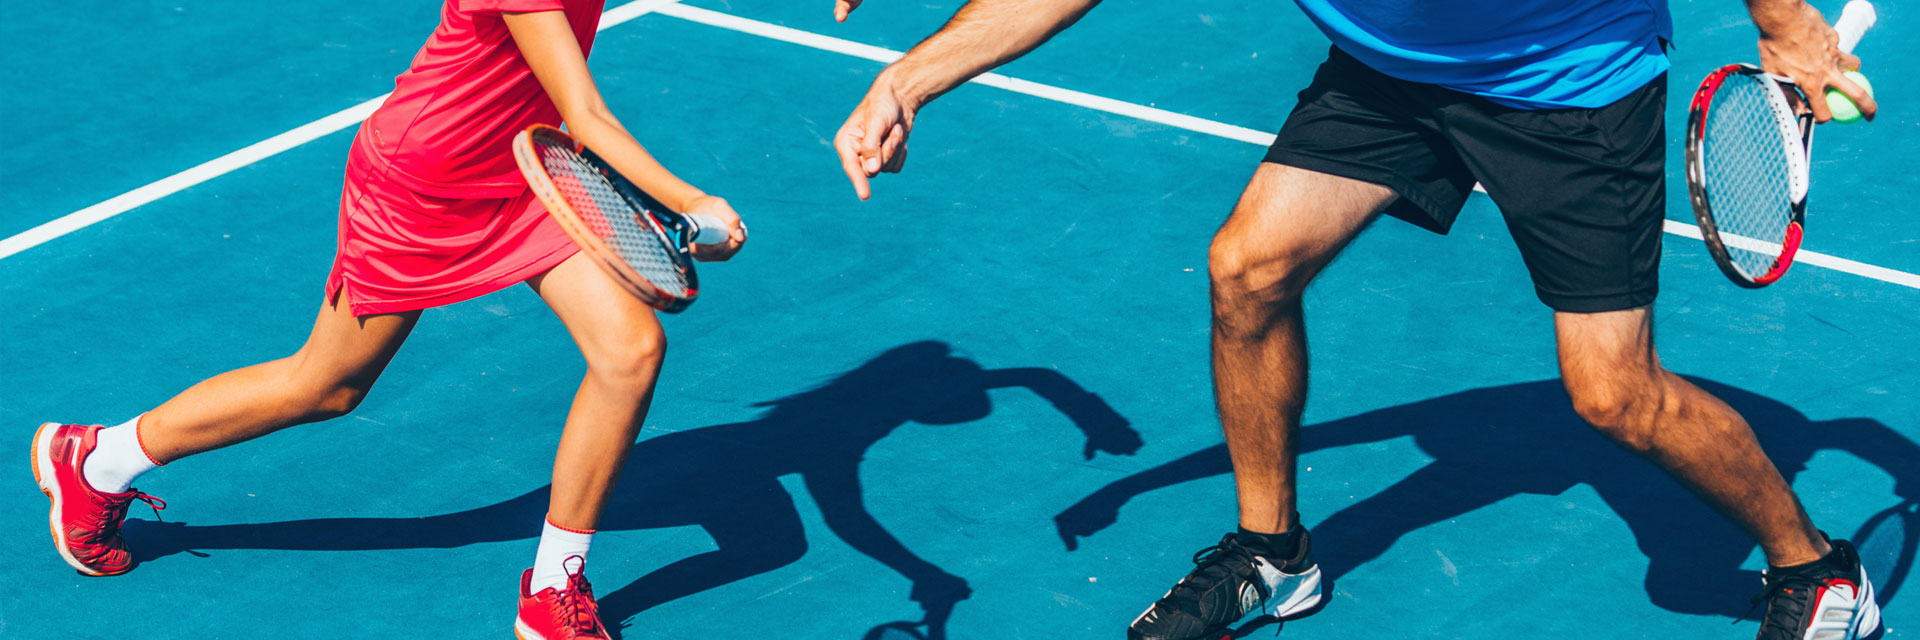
2, 1, 1916, 638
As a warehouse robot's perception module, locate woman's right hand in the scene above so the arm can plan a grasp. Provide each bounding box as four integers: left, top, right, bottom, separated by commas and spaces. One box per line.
685, 195, 747, 262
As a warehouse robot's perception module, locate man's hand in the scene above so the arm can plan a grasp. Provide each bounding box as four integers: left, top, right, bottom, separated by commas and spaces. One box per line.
1752, 0, 1876, 122
835, 77, 917, 200
684, 195, 747, 262
827, 0, 1103, 199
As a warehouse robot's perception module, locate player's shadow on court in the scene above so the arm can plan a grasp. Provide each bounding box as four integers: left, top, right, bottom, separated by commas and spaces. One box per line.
1053, 378, 1918, 618
126, 341, 1140, 638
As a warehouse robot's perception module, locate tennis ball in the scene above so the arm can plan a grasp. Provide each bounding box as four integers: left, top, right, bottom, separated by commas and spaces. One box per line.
1825, 70, 1874, 124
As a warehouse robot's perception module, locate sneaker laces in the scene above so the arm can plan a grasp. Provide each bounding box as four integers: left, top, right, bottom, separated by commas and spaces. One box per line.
557, 555, 605, 635
1167, 534, 1268, 607
1738, 571, 1820, 636
80, 491, 165, 542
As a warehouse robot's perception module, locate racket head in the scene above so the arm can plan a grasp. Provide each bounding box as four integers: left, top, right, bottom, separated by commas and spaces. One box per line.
1684, 64, 1813, 288
512, 124, 702, 312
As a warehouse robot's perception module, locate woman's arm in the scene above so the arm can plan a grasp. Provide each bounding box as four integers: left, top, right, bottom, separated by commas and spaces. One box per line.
503, 11, 746, 253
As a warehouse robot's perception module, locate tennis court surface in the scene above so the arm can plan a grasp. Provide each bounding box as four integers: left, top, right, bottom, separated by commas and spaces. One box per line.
1, 1, 1914, 638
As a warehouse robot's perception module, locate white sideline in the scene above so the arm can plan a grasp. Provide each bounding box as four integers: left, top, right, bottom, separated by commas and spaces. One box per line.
4, 1, 1917, 293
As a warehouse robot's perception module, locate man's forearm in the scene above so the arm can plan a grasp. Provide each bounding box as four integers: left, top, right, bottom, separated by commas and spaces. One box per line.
882, 0, 1103, 107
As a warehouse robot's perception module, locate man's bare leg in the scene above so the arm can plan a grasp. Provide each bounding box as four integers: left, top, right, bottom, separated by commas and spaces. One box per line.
1209, 163, 1394, 535
1555, 307, 1827, 565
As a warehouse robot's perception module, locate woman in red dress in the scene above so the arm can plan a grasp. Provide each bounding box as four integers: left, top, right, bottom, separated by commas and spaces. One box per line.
28, 2, 795, 637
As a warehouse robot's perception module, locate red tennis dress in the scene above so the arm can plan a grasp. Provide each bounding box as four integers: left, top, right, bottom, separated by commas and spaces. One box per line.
326, 0, 606, 315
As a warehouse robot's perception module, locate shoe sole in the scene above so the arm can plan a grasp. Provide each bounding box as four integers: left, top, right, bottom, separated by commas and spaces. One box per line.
1858, 571, 1881, 639
516, 618, 585, 640
32, 423, 120, 577
1133, 567, 1327, 640
515, 614, 611, 639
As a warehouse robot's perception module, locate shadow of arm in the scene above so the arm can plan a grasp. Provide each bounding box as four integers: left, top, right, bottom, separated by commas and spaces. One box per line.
803, 463, 972, 607
979, 367, 1141, 459
1053, 444, 1230, 550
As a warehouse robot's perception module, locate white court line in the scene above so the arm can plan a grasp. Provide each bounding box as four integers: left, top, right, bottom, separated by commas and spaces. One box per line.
656, 4, 1920, 291
1662, 220, 1920, 287
5, 2, 1918, 293
652, 4, 1279, 147
0, 0, 682, 261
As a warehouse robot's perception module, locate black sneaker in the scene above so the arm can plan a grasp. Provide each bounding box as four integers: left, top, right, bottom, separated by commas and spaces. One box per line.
1748, 538, 1882, 640
1127, 531, 1323, 640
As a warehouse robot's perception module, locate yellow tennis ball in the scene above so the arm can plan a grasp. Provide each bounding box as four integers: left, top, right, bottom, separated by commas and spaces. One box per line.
1825, 70, 1874, 124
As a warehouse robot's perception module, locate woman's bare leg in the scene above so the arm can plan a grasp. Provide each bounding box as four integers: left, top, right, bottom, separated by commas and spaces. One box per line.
525, 254, 666, 532
139, 294, 419, 463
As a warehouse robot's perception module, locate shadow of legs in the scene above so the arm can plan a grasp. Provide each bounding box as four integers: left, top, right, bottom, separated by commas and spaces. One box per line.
597, 484, 809, 634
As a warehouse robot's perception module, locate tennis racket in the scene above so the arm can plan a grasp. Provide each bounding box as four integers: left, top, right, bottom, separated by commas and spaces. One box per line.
1683, 0, 1876, 288
512, 124, 732, 313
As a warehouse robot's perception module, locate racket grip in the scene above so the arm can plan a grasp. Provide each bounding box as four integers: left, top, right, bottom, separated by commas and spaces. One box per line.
1834, 0, 1876, 54
686, 214, 733, 245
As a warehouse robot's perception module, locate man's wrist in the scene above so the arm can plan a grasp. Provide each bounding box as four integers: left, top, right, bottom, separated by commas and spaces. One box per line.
1747, 0, 1814, 35
877, 63, 937, 112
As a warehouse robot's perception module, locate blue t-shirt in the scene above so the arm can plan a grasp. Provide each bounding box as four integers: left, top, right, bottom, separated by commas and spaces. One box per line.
1294, 0, 1672, 109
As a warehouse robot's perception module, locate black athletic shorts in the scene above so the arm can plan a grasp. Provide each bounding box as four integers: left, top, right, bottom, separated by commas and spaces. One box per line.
1264, 47, 1667, 312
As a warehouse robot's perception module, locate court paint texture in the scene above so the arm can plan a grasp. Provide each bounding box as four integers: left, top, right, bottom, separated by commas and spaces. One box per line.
1, 1, 1914, 638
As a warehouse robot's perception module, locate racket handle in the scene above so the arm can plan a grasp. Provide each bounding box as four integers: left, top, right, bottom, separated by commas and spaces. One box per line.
1834, 0, 1876, 54
686, 214, 733, 245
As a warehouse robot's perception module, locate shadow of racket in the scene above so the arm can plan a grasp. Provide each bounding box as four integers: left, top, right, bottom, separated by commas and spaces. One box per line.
1854, 499, 1918, 607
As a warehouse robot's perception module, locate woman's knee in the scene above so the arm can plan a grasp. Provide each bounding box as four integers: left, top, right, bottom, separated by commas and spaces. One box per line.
272, 372, 376, 422
584, 324, 667, 390
282, 351, 387, 421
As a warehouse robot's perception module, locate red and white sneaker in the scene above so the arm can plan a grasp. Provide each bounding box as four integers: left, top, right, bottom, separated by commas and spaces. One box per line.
31, 422, 166, 576
1749, 538, 1882, 640
516, 556, 611, 640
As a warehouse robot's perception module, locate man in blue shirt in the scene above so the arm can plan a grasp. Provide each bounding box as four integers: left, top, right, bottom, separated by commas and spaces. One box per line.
831, 1, 1880, 638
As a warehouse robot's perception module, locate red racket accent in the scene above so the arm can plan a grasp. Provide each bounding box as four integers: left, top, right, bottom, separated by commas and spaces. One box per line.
1689, 64, 1736, 139
1751, 222, 1803, 286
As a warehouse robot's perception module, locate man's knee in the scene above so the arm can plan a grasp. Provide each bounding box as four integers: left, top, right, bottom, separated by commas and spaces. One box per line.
1208, 228, 1314, 313
1564, 374, 1667, 452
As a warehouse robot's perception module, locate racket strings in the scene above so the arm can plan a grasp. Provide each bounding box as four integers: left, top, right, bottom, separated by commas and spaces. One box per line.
533, 137, 691, 297
1702, 76, 1798, 279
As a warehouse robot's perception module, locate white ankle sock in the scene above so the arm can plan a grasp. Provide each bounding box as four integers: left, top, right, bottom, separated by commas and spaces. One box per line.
529, 517, 594, 593
83, 415, 160, 493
